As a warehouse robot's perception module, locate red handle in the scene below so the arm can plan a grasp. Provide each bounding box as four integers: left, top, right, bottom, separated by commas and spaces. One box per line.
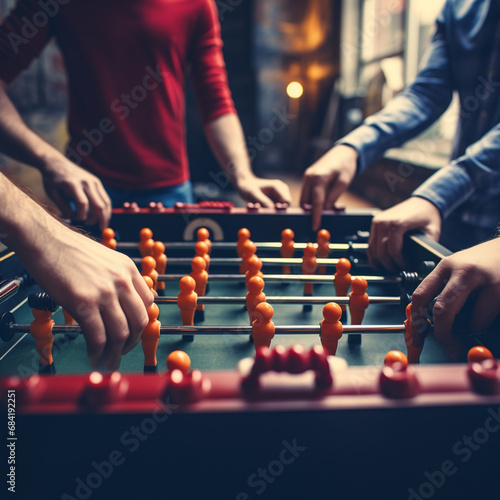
240, 345, 333, 393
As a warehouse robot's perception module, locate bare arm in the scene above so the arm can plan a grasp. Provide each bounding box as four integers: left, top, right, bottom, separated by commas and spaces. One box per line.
0, 80, 111, 229
0, 172, 152, 370
204, 114, 291, 207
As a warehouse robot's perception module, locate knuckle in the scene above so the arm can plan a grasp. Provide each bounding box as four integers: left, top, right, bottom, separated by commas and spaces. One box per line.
109, 328, 130, 345
389, 220, 402, 232
98, 288, 115, 306
76, 199, 89, 210
87, 336, 106, 352
433, 299, 447, 317
410, 288, 425, 304
309, 173, 324, 184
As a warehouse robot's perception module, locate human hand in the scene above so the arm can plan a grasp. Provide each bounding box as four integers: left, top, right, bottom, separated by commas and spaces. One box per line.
368, 197, 441, 271
300, 145, 358, 231
41, 157, 111, 230
411, 238, 500, 359
235, 175, 292, 208
16, 224, 153, 370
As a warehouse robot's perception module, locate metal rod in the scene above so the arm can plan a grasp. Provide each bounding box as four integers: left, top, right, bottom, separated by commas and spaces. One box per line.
133, 257, 362, 266
118, 241, 368, 252
11, 324, 406, 336
157, 273, 401, 284
0, 278, 22, 306
154, 296, 401, 305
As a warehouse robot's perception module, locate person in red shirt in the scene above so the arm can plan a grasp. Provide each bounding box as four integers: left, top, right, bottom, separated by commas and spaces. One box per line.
0, 0, 291, 228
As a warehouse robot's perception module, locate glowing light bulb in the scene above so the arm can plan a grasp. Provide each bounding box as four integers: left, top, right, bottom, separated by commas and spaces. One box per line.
286, 81, 303, 99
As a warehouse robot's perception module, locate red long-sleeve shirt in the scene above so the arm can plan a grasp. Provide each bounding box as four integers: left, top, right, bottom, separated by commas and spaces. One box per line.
0, 0, 236, 189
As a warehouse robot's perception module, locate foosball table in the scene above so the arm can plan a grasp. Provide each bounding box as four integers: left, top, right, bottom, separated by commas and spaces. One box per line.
1, 204, 499, 500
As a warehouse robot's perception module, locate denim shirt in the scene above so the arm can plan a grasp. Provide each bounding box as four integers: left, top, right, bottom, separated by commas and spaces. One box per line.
340, 0, 500, 232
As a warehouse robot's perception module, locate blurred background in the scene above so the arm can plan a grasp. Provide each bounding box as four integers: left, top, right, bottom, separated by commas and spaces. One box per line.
0, 0, 456, 209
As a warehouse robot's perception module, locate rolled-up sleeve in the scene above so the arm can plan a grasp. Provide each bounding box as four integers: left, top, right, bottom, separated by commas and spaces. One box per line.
190, 0, 236, 125
0, 0, 53, 84
338, 3, 454, 173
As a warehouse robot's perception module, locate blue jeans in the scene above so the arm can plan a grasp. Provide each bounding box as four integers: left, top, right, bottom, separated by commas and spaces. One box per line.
104, 181, 194, 208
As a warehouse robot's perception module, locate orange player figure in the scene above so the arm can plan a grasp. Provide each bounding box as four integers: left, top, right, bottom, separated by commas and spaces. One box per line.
195, 240, 210, 274
301, 243, 317, 312
245, 255, 263, 289
141, 302, 161, 373
404, 303, 429, 364
197, 227, 212, 255
141, 256, 158, 291
349, 277, 369, 324
190, 256, 208, 321
246, 275, 266, 324
320, 302, 343, 356
30, 309, 55, 374
139, 228, 154, 258
153, 241, 167, 291
240, 240, 257, 275
237, 228, 251, 257
280, 228, 295, 274
143, 276, 158, 298
334, 258, 352, 315
178, 276, 198, 342
252, 302, 275, 350
348, 276, 369, 345
101, 228, 117, 250
317, 229, 331, 275
467, 346, 494, 364
384, 350, 409, 368
62, 309, 76, 325
166, 350, 191, 374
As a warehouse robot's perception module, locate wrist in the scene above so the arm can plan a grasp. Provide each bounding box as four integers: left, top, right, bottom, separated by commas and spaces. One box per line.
35, 149, 67, 173
410, 195, 442, 221
225, 160, 256, 188
323, 144, 359, 171
335, 144, 359, 160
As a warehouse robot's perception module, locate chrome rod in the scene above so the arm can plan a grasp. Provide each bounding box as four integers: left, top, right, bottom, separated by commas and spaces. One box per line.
154, 296, 401, 305
0, 278, 22, 306
117, 241, 368, 252
10, 324, 406, 336
157, 273, 401, 284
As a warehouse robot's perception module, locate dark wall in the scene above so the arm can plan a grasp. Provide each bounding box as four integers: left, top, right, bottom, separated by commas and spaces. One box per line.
186, 0, 256, 187
187, 0, 342, 188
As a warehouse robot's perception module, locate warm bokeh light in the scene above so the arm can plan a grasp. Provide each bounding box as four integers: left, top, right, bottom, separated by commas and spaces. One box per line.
286, 81, 304, 99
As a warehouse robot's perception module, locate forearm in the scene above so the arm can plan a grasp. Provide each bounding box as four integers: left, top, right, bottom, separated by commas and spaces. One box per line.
0, 82, 66, 171
412, 122, 500, 219
204, 113, 254, 186
339, 15, 453, 173
0, 173, 66, 253
339, 84, 453, 173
